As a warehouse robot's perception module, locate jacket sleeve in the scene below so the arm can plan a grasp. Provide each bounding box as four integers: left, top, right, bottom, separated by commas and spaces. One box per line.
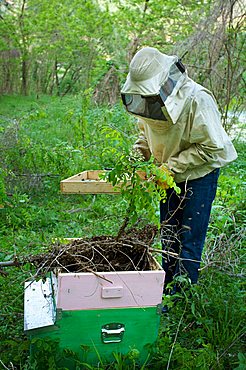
168, 91, 225, 174
133, 119, 151, 161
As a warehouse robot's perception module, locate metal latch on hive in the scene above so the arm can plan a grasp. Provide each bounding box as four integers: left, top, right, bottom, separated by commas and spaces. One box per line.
101, 323, 125, 343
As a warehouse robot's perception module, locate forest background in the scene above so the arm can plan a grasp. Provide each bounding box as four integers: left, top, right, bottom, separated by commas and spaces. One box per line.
0, 0, 245, 369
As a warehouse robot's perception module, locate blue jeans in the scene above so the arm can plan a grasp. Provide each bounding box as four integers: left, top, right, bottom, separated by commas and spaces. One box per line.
160, 169, 220, 289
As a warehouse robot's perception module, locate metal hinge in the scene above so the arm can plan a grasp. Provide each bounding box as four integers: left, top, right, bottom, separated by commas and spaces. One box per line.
156, 303, 162, 315
56, 308, 62, 321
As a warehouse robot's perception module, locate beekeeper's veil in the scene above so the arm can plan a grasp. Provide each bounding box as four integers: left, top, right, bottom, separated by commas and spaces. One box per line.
121, 47, 188, 124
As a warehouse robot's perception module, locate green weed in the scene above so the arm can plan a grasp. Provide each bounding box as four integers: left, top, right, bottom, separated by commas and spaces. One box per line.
0, 95, 245, 369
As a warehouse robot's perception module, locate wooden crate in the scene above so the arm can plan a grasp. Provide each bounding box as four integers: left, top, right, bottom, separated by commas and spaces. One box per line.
60, 170, 146, 194
56, 252, 164, 311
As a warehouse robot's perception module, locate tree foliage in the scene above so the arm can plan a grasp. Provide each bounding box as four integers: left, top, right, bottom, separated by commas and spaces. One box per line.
0, 0, 245, 127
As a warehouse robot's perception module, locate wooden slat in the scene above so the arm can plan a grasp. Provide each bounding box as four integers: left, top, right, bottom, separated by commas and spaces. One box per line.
87, 170, 105, 180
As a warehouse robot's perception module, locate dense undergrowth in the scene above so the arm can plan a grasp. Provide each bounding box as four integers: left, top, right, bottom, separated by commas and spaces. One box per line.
0, 95, 245, 369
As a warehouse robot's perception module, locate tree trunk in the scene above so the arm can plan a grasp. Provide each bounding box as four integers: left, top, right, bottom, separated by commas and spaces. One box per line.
21, 57, 28, 95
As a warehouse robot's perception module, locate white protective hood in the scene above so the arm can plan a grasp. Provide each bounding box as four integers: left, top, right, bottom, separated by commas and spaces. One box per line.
121, 47, 190, 124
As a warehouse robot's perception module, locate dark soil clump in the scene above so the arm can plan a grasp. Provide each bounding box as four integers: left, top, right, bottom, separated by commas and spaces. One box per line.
29, 224, 158, 276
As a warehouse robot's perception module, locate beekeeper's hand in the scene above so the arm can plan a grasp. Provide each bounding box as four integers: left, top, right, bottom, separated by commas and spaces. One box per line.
155, 164, 174, 190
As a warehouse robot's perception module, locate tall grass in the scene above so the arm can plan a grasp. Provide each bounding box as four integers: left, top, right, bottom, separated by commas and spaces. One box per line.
0, 95, 245, 369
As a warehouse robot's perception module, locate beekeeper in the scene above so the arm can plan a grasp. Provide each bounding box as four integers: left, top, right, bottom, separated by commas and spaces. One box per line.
121, 47, 237, 292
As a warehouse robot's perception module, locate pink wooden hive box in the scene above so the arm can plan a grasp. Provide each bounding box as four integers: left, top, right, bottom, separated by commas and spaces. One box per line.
57, 265, 165, 311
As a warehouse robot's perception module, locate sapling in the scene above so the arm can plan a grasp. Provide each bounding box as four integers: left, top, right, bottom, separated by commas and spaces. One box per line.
101, 150, 180, 238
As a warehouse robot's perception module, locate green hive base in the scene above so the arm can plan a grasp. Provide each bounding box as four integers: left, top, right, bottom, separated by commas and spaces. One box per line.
28, 306, 161, 369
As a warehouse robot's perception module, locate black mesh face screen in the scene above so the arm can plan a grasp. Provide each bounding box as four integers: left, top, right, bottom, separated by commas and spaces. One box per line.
121, 93, 167, 121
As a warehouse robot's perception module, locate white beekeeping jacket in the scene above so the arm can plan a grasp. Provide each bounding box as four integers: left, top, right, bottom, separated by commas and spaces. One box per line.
121, 47, 237, 183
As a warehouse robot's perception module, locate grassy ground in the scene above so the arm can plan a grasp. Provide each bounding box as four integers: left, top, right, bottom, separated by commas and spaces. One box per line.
0, 95, 245, 369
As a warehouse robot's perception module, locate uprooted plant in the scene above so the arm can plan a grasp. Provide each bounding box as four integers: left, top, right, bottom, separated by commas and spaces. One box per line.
101, 148, 180, 238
